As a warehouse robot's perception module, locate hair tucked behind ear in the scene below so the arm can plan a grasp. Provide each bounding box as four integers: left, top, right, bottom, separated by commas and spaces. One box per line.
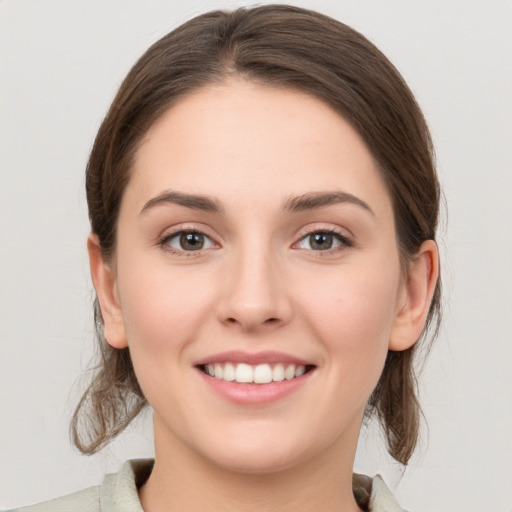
368, 287, 441, 465
72, 4, 441, 464
367, 351, 421, 465
71, 300, 146, 454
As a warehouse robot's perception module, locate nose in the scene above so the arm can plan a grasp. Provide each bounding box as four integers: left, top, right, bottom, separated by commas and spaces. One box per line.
216, 245, 293, 332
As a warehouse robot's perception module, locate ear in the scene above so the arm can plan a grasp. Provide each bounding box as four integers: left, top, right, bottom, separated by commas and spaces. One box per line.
87, 233, 128, 349
389, 240, 439, 351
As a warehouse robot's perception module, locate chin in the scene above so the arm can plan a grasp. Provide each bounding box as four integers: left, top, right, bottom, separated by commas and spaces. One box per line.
194, 426, 325, 476
208, 447, 307, 475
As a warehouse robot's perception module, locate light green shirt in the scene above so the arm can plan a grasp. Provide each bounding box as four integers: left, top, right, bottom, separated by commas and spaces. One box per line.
4, 459, 407, 512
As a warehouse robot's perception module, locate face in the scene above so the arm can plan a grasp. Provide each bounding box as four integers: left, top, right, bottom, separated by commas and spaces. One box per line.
96, 80, 415, 474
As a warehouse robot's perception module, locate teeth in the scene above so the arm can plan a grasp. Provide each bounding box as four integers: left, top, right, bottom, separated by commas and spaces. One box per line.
272, 363, 285, 382
203, 362, 310, 384
235, 363, 253, 383
254, 364, 272, 384
223, 362, 235, 381
284, 364, 295, 380
295, 365, 306, 377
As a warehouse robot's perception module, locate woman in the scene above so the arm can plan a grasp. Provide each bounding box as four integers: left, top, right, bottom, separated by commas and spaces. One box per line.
7, 5, 440, 511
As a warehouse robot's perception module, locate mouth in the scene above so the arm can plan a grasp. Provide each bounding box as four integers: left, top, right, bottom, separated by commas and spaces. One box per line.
194, 352, 316, 404
198, 362, 316, 384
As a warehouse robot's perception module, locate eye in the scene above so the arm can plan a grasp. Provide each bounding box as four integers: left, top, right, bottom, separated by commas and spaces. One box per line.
162, 231, 215, 252
296, 231, 351, 251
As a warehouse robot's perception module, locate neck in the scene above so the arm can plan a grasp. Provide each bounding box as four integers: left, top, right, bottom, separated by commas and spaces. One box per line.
139, 414, 364, 512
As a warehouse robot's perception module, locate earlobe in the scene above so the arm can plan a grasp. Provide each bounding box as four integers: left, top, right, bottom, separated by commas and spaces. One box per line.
87, 233, 128, 349
389, 240, 439, 351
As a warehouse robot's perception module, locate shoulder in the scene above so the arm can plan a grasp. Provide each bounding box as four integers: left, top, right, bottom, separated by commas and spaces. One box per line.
369, 475, 410, 512
3, 459, 153, 512
2, 486, 100, 512
353, 473, 409, 512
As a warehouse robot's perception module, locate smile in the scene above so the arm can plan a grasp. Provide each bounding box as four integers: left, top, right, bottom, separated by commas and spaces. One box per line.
199, 362, 314, 384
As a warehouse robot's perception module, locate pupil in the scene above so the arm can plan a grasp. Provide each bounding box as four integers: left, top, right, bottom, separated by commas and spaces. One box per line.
310, 232, 333, 250
180, 232, 204, 250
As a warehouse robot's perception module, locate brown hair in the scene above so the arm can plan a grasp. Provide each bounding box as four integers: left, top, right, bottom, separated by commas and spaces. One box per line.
72, 4, 441, 465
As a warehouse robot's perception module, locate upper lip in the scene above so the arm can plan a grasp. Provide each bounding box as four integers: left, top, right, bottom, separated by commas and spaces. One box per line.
193, 350, 314, 367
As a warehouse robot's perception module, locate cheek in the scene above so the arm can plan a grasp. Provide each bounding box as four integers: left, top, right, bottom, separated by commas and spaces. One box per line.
303, 261, 399, 327
116, 259, 217, 360
296, 259, 401, 374
114, 261, 221, 412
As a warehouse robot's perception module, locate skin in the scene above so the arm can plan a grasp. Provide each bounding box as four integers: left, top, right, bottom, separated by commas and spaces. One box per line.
89, 79, 439, 512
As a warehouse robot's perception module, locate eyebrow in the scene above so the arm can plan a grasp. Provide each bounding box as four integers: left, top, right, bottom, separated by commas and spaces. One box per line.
140, 189, 373, 216
282, 191, 374, 215
140, 190, 224, 214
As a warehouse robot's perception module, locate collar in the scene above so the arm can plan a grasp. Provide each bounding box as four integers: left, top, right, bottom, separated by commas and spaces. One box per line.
100, 459, 405, 512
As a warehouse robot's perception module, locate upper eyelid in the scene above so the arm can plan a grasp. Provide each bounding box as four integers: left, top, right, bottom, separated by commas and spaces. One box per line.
295, 231, 352, 246
161, 229, 216, 244
291, 225, 355, 252
159, 230, 218, 256
159, 223, 218, 240
293, 223, 353, 241
162, 229, 212, 240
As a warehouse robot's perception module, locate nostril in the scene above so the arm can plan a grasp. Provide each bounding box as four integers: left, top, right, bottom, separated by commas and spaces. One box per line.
226, 317, 278, 323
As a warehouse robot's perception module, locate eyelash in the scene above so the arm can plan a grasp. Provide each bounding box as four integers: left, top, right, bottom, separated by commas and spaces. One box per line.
159, 228, 216, 256
158, 227, 353, 256
293, 228, 353, 255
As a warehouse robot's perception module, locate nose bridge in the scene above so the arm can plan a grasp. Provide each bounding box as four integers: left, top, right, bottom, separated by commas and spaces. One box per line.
217, 235, 291, 330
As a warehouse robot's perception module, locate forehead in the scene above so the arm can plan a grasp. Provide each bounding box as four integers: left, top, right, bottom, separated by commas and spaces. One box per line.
125, 79, 393, 218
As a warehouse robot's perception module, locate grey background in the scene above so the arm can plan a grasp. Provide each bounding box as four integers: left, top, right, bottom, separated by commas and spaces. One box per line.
1, 0, 511, 510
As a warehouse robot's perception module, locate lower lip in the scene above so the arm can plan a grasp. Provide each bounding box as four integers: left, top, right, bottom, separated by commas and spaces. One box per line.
196, 368, 314, 405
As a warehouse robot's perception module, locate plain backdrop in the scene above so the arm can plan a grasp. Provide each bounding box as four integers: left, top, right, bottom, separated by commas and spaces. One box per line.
1, 0, 511, 510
